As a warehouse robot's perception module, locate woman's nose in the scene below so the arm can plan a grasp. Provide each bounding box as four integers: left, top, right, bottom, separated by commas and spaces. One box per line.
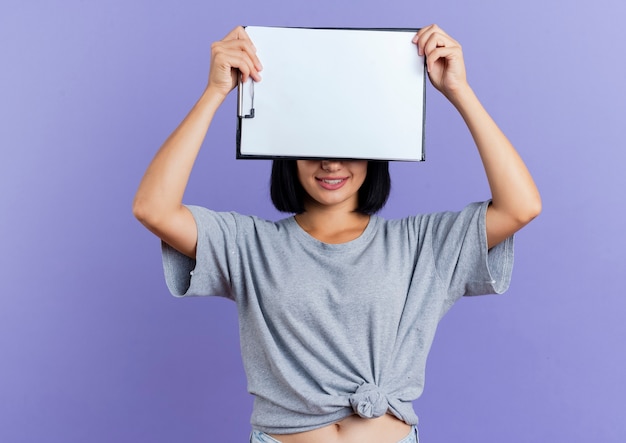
321, 160, 342, 172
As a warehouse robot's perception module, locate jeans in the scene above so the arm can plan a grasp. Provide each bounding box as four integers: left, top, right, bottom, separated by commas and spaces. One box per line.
250, 425, 419, 443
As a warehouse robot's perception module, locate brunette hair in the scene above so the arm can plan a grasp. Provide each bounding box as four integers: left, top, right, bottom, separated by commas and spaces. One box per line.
270, 160, 391, 214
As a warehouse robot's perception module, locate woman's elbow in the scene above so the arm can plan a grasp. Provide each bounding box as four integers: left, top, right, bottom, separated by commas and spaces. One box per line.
132, 195, 161, 228
517, 195, 542, 227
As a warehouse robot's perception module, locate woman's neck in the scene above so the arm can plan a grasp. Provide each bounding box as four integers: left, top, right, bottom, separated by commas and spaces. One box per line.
294, 204, 370, 244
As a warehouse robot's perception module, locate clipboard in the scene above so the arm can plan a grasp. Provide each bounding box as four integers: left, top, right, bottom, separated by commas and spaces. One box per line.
237, 26, 426, 161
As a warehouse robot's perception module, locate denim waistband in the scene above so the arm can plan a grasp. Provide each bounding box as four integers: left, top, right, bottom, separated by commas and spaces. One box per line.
250, 425, 418, 443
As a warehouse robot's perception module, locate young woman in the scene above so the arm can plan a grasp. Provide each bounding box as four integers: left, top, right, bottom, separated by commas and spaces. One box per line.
133, 24, 541, 443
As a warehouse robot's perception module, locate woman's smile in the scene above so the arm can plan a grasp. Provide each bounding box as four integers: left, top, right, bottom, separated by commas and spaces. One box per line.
297, 160, 368, 210
316, 176, 349, 190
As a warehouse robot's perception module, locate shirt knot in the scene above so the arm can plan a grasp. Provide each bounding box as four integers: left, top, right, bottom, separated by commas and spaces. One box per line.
349, 382, 388, 418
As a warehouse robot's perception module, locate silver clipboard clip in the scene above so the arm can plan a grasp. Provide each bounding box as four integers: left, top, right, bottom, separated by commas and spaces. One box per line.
237, 75, 255, 119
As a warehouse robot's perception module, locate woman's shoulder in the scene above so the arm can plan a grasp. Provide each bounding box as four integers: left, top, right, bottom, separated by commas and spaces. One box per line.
186, 205, 292, 233
376, 201, 489, 231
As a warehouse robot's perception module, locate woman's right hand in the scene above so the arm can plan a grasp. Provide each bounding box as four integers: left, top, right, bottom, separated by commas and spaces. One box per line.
207, 26, 263, 99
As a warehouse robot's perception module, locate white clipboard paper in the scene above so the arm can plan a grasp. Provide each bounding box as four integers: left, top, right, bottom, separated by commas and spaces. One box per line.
237, 26, 426, 161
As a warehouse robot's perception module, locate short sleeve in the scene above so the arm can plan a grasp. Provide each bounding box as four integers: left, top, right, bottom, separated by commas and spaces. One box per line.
428, 201, 514, 299
161, 205, 239, 299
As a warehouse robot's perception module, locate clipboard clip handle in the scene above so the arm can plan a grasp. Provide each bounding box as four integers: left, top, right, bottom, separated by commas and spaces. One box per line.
238, 76, 255, 119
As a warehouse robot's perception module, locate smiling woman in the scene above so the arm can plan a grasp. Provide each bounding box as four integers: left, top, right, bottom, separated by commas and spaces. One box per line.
297, 159, 367, 204
295, 160, 370, 243
133, 24, 540, 443
270, 159, 391, 216
267, 159, 391, 244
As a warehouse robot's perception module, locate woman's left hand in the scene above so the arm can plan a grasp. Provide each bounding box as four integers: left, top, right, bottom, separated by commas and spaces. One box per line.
413, 24, 468, 101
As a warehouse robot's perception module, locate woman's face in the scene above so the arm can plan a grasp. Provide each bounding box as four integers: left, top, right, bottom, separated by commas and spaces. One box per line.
296, 160, 368, 211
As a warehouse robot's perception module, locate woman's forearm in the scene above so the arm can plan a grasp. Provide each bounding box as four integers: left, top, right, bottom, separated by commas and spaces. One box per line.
450, 85, 542, 246
132, 87, 224, 226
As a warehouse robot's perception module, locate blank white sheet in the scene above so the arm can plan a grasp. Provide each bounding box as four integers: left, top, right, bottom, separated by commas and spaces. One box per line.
237, 26, 426, 161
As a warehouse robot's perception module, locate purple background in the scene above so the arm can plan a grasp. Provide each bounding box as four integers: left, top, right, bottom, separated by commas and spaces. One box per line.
1, 0, 625, 442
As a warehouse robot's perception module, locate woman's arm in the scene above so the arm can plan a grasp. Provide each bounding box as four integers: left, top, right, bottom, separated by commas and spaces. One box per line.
414, 24, 541, 249
132, 26, 262, 258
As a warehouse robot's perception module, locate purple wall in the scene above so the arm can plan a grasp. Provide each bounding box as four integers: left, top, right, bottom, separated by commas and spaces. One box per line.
1, 0, 625, 441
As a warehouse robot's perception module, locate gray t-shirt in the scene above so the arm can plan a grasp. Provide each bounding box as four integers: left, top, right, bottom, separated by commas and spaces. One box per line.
161, 201, 514, 434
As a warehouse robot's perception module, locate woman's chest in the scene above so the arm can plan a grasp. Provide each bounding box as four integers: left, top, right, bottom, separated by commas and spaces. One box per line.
236, 239, 424, 327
